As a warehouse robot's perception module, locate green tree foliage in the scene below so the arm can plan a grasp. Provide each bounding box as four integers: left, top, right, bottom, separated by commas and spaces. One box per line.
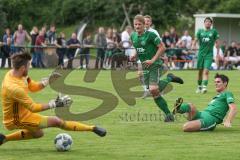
0, 0, 239, 34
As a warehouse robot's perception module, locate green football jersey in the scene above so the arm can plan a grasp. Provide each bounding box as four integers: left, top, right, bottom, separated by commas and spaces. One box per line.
204, 91, 234, 121
196, 28, 219, 57
131, 31, 163, 67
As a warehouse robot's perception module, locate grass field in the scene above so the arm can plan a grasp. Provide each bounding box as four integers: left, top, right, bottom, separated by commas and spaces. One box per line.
0, 69, 240, 160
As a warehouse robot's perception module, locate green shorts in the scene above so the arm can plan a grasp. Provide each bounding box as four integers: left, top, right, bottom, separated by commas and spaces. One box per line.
197, 55, 213, 70
105, 50, 112, 58
193, 111, 220, 131
143, 65, 162, 87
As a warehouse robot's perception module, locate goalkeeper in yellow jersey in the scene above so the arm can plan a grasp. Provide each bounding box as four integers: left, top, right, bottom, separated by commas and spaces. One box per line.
0, 52, 106, 145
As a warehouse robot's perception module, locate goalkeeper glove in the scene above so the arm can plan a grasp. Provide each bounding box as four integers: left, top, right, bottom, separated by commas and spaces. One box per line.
48, 93, 73, 109
41, 71, 62, 87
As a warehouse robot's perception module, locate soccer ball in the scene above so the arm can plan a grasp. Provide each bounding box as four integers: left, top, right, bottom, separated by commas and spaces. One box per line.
54, 133, 73, 151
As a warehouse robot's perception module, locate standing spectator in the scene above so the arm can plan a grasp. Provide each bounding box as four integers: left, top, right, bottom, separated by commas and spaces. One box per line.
41, 25, 48, 39
121, 26, 133, 58
181, 30, 192, 49
94, 27, 107, 69
30, 26, 39, 67
47, 24, 57, 44
35, 30, 46, 68
80, 34, 92, 69
13, 24, 31, 53
104, 28, 116, 69
1, 37, 12, 68
2, 28, 13, 68
67, 32, 81, 69
213, 42, 224, 70
111, 28, 124, 69
112, 28, 121, 44
162, 31, 172, 48
169, 27, 179, 45
55, 32, 67, 68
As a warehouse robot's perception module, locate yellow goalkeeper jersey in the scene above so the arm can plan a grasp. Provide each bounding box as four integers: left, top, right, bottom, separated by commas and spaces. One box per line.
1, 70, 43, 127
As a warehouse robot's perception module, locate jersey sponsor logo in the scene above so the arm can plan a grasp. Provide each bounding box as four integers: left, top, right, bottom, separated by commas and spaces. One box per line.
136, 48, 145, 54
202, 37, 210, 42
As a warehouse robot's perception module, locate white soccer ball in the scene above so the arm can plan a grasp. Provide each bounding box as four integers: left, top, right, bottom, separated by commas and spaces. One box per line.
54, 133, 73, 151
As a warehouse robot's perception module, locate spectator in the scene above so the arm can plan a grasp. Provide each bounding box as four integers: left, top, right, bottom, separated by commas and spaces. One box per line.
112, 28, 125, 69
213, 42, 224, 70
67, 32, 81, 69
224, 41, 239, 69
181, 30, 192, 49
169, 27, 179, 45
47, 24, 57, 44
30, 26, 39, 67
1, 37, 12, 68
55, 32, 67, 68
165, 43, 177, 69
105, 28, 118, 69
121, 26, 133, 69
220, 40, 227, 55
162, 31, 172, 48
13, 24, 31, 53
94, 27, 107, 69
236, 42, 240, 68
35, 30, 46, 68
41, 25, 48, 39
176, 41, 193, 69
80, 33, 93, 69
2, 28, 14, 68
112, 28, 121, 44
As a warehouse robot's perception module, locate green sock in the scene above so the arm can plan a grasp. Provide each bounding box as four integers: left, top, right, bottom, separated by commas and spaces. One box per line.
198, 80, 202, 86
158, 79, 170, 91
179, 103, 191, 113
202, 80, 208, 87
154, 96, 171, 115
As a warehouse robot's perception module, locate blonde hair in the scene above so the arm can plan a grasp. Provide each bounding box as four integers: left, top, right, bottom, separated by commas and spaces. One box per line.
134, 15, 145, 24
144, 15, 152, 21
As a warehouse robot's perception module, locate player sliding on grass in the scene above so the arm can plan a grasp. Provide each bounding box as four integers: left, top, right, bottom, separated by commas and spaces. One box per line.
173, 73, 237, 132
130, 15, 184, 122
0, 53, 106, 145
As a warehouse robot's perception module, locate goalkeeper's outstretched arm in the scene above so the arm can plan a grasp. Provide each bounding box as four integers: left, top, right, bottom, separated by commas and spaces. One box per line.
13, 88, 72, 112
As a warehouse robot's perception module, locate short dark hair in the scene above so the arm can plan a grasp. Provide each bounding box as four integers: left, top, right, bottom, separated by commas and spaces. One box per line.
204, 17, 213, 23
11, 52, 32, 69
215, 73, 229, 85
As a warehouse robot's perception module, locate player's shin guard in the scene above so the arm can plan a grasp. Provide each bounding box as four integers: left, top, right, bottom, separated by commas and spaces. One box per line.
61, 121, 94, 131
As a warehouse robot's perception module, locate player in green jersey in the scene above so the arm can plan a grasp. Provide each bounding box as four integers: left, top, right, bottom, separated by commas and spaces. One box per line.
130, 15, 184, 122
192, 17, 219, 94
173, 73, 237, 132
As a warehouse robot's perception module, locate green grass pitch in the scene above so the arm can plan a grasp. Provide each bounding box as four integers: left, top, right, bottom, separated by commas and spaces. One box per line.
0, 69, 240, 160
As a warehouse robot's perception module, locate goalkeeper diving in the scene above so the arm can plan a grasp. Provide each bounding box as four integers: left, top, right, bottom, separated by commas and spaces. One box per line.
0, 52, 106, 146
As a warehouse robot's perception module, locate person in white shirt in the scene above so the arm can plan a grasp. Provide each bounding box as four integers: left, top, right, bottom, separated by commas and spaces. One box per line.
181, 30, 192, 49
213, 42, 224, 70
